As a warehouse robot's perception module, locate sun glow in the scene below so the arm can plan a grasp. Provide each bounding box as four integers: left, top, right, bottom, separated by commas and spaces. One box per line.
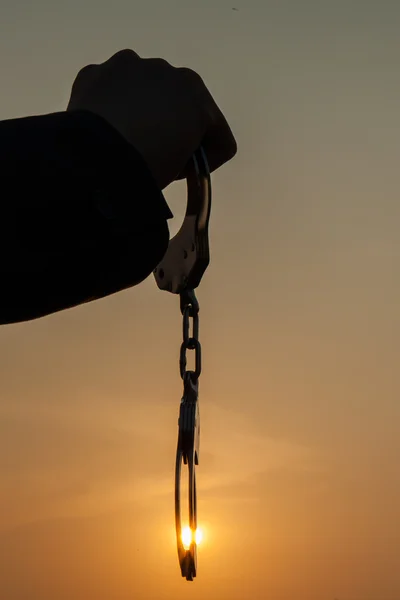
181, 526, 204, 549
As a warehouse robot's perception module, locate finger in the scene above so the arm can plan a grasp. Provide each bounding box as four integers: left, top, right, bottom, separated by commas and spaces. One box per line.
175, 111, 237, 181
201, 81, 237, 171
201, 108, 238, 174
176, 68, 237, 174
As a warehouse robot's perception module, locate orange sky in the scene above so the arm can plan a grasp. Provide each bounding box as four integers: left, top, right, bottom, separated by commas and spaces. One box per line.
1, 1, 400, 599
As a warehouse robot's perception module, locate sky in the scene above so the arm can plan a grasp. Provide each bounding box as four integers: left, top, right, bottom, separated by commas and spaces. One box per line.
0, 0, 400, 599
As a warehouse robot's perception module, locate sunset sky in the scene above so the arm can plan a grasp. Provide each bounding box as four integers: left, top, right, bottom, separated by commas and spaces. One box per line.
1, 1, 400, 599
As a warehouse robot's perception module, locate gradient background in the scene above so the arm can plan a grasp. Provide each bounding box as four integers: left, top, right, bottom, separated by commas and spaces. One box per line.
0, 1, 400, 599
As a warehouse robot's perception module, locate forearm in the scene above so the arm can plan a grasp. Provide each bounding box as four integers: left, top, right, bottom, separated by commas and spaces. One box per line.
0, 110, 172, 324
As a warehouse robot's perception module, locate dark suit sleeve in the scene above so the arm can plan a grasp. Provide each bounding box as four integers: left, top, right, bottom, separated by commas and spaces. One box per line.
0, 109, 173, 324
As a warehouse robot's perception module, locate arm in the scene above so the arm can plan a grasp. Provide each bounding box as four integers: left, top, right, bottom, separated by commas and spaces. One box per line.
0, 109, 172, 324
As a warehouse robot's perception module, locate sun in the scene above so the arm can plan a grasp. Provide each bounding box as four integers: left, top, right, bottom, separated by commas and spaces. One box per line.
195, 528, 203, 545
181, 526, 204, 549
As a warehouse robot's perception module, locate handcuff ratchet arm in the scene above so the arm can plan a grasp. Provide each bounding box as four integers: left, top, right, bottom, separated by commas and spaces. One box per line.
153, 147, 211, 294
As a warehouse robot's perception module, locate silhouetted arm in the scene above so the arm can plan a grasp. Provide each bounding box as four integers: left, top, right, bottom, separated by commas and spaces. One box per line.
0, 109, 172, 324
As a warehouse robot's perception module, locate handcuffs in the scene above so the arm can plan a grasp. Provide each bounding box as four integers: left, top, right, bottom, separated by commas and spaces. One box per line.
153, 147, 211, 580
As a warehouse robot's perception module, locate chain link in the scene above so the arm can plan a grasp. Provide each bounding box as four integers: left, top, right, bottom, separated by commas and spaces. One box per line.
179, 290, 201, 381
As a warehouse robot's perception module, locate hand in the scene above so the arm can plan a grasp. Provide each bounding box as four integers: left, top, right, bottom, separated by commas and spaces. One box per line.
67, 49, 237, 190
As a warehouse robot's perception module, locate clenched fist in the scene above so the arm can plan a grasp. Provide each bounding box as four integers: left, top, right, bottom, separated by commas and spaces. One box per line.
67, 49, 237, 190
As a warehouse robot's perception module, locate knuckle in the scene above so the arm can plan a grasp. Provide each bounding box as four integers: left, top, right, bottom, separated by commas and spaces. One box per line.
229, 137, 238, 159
71, 63, 98, 92
112, 48, 140, 62
177, 67, 204, 87
145, 57, 173, 71
76, 63, 97, 79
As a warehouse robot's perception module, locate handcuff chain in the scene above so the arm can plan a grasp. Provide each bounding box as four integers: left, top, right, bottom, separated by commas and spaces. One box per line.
180, 289, 201, 382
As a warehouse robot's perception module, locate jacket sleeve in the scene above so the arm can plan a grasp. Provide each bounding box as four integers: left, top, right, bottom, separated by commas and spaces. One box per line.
0, 109, 173, 324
